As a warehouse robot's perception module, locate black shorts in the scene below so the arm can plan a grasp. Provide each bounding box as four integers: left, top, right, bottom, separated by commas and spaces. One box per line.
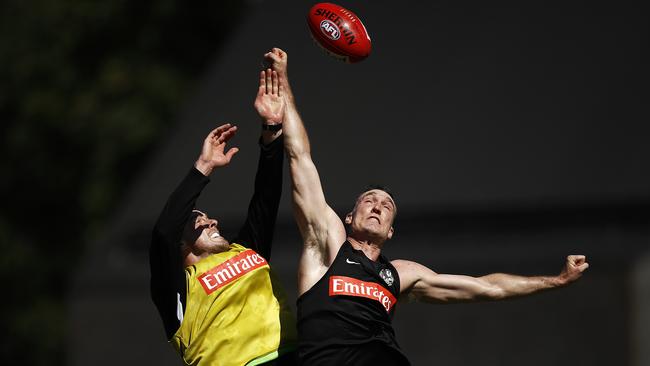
299, 341, 410, 366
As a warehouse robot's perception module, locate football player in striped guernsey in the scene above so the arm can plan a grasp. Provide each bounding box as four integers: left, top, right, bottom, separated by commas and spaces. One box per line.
266, 47, 589, 366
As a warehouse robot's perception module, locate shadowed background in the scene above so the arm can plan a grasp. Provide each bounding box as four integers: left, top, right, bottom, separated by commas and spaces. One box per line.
1, 0, 648, 365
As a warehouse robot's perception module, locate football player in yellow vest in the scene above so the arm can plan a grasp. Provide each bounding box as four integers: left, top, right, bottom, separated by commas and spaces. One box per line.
150, 69, 297, 365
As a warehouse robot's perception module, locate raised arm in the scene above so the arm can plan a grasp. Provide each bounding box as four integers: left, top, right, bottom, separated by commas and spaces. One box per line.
264, 48, 346, 292
150, 124, 239, 339
233, 68, 285, 260
393, 255, 589, 303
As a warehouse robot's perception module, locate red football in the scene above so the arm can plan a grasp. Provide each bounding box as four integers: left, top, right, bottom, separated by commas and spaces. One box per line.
307, 2, 372, 63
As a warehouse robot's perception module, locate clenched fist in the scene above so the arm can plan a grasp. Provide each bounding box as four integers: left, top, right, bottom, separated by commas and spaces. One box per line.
559, 255, 589, 285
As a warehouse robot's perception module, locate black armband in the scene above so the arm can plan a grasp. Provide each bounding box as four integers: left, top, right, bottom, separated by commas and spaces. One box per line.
261, 123, 282, 132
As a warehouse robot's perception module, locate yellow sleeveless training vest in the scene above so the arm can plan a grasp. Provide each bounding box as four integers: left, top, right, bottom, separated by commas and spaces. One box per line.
171, 243, 296, 366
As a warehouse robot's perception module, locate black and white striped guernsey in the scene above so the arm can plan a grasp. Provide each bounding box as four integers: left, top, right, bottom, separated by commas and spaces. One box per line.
296, 241, 410, 365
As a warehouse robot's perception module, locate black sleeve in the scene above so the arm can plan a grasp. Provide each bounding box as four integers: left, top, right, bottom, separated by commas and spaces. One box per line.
233, 135, 284, 261
149, 167, 209, 340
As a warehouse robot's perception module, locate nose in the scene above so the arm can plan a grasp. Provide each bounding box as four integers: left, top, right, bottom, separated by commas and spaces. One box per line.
371, 203, 382, 214
209, 219, 218, 228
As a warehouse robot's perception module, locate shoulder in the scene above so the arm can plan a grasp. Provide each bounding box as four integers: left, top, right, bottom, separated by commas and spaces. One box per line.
391, 259, 437, 274
391, 259, 438, 293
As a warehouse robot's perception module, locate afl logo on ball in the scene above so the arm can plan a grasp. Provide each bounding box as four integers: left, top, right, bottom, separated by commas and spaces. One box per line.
379, 268, 394, 286
320, 19, 340, 40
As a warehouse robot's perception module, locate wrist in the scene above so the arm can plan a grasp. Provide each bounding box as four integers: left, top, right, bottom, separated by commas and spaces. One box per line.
261, 122, 282, 132
553, 274, 569, 287
194, 159, 213, 176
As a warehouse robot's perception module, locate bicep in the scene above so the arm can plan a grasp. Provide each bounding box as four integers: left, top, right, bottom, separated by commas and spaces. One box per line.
290, 155, 327, 220
297, 206, 346, 294
289, 155, 344, 244
395, 260, 498, 303
289, 155, 346, 267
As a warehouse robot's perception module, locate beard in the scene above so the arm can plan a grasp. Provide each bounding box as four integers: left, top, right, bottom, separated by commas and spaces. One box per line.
194, 231, 230, 255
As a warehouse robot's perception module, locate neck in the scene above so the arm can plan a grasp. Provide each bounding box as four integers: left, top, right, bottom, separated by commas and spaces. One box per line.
347, 236, 383, 261
183, 252, 209, 267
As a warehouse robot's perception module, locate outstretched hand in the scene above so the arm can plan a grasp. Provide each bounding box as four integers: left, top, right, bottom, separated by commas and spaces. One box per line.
195, 124, 240, 176
254, 68, 285, 124
559, 255, 589, 285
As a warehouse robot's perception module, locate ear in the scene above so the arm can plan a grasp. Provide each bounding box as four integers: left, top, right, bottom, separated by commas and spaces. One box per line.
387, 226, 394, 240
345, 212, 352, 224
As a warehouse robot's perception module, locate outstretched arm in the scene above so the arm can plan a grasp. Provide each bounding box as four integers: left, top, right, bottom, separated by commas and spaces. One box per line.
234, 69, 285, 260
394, 255, 589, 303
150, 124, 239, 339
265, 48, 346, 293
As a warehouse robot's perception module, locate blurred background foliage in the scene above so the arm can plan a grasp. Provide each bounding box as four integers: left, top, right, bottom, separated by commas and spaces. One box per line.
0, 0, 245, 364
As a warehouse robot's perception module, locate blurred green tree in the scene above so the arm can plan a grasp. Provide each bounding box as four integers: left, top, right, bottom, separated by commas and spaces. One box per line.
0, 0, 246, 364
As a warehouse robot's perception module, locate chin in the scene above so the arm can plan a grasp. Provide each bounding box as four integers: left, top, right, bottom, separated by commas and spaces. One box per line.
195, 236, 229, 254
200, 242, 226, 255
357, 227, 387, 241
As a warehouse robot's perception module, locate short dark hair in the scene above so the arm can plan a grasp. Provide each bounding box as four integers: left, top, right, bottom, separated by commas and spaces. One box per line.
357, 184, 396, 203
347, 185, 398, 232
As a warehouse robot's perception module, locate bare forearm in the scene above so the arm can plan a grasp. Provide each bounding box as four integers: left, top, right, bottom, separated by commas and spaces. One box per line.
282, 85, 334, 242
266, 47, 338, 245
282, 71, 295, 105
282, 93, 311, 158
481, 273, 564, 300
400, 255, 587, 303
